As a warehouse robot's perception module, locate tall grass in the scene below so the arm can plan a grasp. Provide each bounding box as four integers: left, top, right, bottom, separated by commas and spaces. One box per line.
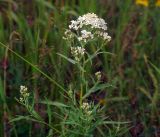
0, 0, 160, 136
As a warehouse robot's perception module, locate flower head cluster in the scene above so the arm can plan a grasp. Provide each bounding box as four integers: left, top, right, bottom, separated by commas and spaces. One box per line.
69, 13, 107, 31
95, 71, 102, 81
71, 46, 85, 61
78, 30, 94, 42
65, 13, 111, 43
63, 29, 74, 40
81, 102, 92, 115
19, 85, 29, 103
68, 89, 73, 98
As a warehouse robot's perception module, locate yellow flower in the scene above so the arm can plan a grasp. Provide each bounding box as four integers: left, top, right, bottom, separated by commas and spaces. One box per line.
156, 0, 160, 6
136, 0, 149, 7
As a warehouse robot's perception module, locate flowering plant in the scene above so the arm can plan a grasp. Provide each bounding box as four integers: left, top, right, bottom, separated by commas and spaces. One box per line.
12, 13, 128, 137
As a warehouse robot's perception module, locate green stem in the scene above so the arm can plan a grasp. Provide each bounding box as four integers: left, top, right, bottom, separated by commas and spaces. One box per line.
80, 51, 86, 106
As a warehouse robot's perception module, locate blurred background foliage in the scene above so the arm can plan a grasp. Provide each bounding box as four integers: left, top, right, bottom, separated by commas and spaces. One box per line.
0, 0, 160, 136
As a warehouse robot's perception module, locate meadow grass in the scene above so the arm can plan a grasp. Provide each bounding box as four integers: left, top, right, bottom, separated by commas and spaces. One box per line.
0, 0, 160, 136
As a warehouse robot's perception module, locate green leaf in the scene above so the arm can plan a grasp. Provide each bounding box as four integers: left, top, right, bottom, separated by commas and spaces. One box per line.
139, 87, 152, 101
83, 83, 114, 99
47, 129, 54, 137
36, 0, 56, 10
102, 121, 130, 125
40, 100, 69, 108
57, 53, 85, 72
150, 62, 160, 76
10, 116, 31, 123
107, 97, 129, 102
85, 51, 114, 65
57, 53, 76, 64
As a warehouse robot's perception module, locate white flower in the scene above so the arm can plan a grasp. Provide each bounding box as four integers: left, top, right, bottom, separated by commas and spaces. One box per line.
95, 71, 102, 81
63, 29, 74, 40
78, 13, 107, 31
19, 85, 30, 103
81, 102, 92, 115
78, 30, 94, 42
81, 102, 90, 110
65, 13, 111, 42
20, 85, 28, 93
71, 46, 85, 61
95, 31, 111, 42
103, 33, 111, 41
78, 37, 83, 41
69, 20, 80, 30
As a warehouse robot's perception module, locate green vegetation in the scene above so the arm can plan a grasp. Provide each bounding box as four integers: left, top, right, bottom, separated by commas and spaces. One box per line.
0, 0, 160, 136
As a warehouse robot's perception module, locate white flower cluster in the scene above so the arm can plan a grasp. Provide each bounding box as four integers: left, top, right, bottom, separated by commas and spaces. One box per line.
78, 30, 94, 42
81, 102, 92, 115
63, 29, 74, 40
95, 71, 102, 81
19, 85, 29, 103
96, 31, 111, 41
71, 46, 85, 61
65, 13, 111, 42
69, 13, 107, 30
